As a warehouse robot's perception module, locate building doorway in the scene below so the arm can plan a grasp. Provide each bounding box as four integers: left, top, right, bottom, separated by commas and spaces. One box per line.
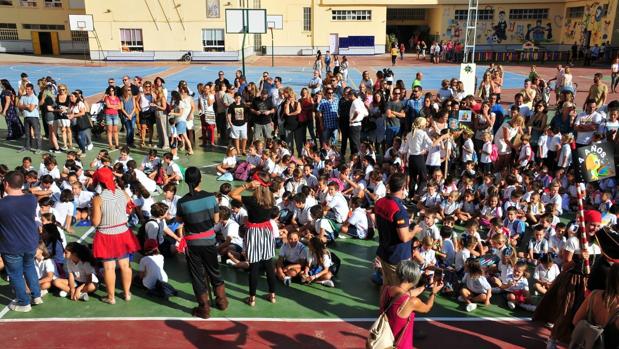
386, 25, 430, 51
329, 33, 339, 54
31, 31, 60, 55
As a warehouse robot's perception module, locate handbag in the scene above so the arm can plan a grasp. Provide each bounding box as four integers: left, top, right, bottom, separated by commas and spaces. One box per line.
568, 291, 617, 349
366, 291, 411, 349
76, 113, 92, 130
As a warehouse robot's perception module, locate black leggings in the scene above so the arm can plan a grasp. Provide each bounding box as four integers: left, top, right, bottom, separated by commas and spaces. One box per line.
408, 154, 428, 196
288, 123, 307, 157
249, 259, 276, 296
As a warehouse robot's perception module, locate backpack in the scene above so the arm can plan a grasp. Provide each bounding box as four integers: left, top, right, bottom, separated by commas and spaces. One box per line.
569, 291, 619, 349
329, 251, 341, 276
489, 144, 499, 162
233, 161, 252, 181
366, 292, 411, 349
137, 219, 159, 251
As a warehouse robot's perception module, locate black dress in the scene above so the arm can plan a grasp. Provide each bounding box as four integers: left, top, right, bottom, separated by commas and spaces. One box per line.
1, 89, 24, 140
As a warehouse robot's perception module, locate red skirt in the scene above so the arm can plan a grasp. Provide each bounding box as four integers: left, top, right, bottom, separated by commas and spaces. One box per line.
92, 229, 140, 260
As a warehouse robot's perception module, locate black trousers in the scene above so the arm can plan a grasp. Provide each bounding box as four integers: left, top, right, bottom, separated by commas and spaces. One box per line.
408, 154, 428, 196
186, 245, 223, 297
215, 112, 228, 144
249, 259, 276, 296
349, 125, 361, 157
340, 122, 350, 157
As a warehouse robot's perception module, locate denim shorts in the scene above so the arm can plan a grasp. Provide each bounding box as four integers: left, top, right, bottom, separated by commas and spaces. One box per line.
105, 114, 120, 126
175, 121, 187, 135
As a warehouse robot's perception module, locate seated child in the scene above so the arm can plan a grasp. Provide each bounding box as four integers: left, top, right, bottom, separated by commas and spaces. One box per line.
143, 203, 181, 257
500, 260, 536, 312
216, 145, 238, 175
533, 254, 560, 295
340, 197, 369, 239
138, 239, 177, 298
503, 206, 526, 247
459, 258, 492, 312
455, 236, 477, 275
275, 231, 307, 286
527, 225, 549, 264
309, 205, 338, 244
53, 242, 98, 301
72, 182, 94, 224
34, 242, 56, 296
300, 237, 335, 287
490, 246, 516, 292
214, 206, 243, 259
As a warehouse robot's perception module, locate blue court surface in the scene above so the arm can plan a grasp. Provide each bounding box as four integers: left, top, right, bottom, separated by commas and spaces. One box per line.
0, 63, 524, 98
0, 65, 168, 98
379, 66, 525, 90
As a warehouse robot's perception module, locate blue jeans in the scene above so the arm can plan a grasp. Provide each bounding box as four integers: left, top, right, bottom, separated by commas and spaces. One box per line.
385, 126, 400, 146
4, 251, 40, 306
125, 117, 136, 146
322, 127, 338, 146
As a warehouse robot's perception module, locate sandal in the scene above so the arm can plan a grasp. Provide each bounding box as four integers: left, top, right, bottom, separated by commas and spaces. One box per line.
265, 293, 276, 304
245, 296, 256, 307
101, 297, 116, 305
124, 293, 132, 302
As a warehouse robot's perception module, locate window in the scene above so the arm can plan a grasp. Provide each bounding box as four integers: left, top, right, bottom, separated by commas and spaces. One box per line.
22, 24, 65, 30
202, 29, 224, 52
454, 9, 494, 21
509, 8, 548, 20
0, 1, 14, 6
20, 0, 36, 7
0, 23, 18, 40
387, 8, 426, 21
120, 28, 144, 52
303, 7, 311, 31
44, 0, 62, 8
566, 6, 584, 18
71, 30, 88, 42
331, 10, 371, 21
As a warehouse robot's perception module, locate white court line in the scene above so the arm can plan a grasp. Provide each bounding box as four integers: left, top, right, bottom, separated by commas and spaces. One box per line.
0, 227, 96, 319
0, 316, 532, 323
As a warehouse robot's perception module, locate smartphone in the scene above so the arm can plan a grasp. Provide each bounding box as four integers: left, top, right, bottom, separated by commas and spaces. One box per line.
433, 268, 444, 284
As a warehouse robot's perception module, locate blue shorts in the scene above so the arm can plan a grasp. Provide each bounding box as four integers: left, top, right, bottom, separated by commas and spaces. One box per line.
347, 225, 367, 239
105, 114, 120, 126
308, 265, 324, 276
175, 121, 187, 135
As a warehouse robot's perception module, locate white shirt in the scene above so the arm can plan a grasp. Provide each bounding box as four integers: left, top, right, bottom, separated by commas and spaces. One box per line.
215, 220, 242, 246
403, 129, 433, 156
293, 205, 313, 226
558, 143, 572, 168
74, 191, 94, 209
326, 192, 349, 223
463, 273, 491, 294
53, 201, 74, 227
548, 134, 562, 152
480, 141, 492, 163
574, 111, 602, 145
350, 98, 368, 125
67, 260, 98, 283
348, 207, 369, 237
534, 263, 560, 283
166, 162, 183, 181
441, 238, 456, 266
138, 254, 168, 289
35, 258, 56, 279
538, 134, 549, 158
455, 248, 471, 272
135, 169, 157, 193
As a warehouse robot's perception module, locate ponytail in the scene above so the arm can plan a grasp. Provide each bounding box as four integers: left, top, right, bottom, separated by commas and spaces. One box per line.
184, 167, 202, 195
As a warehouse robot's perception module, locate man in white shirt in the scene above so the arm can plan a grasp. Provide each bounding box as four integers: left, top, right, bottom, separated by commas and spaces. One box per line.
308, 70, 322, 96
574, 99, 602, 146
349, 90, 368, 158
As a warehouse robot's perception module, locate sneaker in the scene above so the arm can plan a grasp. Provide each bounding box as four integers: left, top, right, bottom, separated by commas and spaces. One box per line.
465, 303, 477, 312
507, 301, 516, 310
32, 297, 43, 305
40, 289, 48, 297
59, 291, 68, 298
60, 146, 68, 151
217, 255, 222, 263
173, 156, 179, 160
457, 296, 465, 302
545, 322, 554, 329
520, 303, 537, 312
321, 280, 335, 288
225, 259, 236, 266
17, 147, 28, 153
283, 276, 291, 287
79, 293, 89, 302
217, 171, 223, 176
87, 143, 93, 151
491, 287, 502, 294
8, 302, 31, 312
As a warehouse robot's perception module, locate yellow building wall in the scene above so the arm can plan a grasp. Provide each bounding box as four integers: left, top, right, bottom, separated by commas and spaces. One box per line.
0, 0, 85, 53
312, 5, 386, 48
560, 0, 616, 46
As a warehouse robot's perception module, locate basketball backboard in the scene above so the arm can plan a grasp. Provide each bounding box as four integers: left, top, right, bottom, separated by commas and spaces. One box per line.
225, 9, 267, 34
69, 14, 94, 32
267, 15, 283, 30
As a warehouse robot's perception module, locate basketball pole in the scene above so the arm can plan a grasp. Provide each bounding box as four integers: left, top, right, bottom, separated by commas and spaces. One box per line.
270, 27, 274, 67
241, 27, 247, 78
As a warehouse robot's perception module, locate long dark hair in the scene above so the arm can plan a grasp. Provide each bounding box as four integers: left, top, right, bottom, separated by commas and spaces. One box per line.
604, 263, 619, 308
308, 237, 327, 266
185, 166, 201, 195
65, 242, 96, 265
1, 79, 15, 94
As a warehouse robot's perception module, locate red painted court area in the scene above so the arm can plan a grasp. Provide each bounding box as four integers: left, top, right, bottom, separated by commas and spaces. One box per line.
0, 319, 558, 348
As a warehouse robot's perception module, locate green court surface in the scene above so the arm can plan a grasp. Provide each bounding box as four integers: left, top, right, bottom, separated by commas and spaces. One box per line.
0, 118, 533, 321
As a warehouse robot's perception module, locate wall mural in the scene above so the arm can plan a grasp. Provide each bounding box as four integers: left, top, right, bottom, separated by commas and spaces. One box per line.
561, 2, 612, 46
441, 2, 614, 46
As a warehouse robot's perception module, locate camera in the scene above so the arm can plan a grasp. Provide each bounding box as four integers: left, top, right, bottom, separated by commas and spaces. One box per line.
382, 68, 394, 85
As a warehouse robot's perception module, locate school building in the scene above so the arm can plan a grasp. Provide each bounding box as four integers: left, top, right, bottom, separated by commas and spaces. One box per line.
0, 0, 616, 60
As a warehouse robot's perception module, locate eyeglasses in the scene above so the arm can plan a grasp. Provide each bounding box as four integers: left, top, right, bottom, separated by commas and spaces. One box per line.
59, 89, 66, 91
122, 78, 128, 81
144, 85, 152, 88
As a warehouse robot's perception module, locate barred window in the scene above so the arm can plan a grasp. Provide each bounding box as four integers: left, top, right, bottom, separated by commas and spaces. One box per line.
20, 0, 36, 7
387, 8, 426, 21
71, 30, 88, 42
454, 9, 494, 21
202, 28, 224, 52
44, 0, 62, 8
303, 7, 311, 31
566, 7, 584, 18
0, 1, 14, 6
0, 23, 18, 40
509, 8, 548, 20
120, 28, 143, 52
22, 24, 65, 30
331, 10, 371, 21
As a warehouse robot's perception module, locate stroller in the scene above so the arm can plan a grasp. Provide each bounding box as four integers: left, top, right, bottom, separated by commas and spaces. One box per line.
89, 102, 107, 139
